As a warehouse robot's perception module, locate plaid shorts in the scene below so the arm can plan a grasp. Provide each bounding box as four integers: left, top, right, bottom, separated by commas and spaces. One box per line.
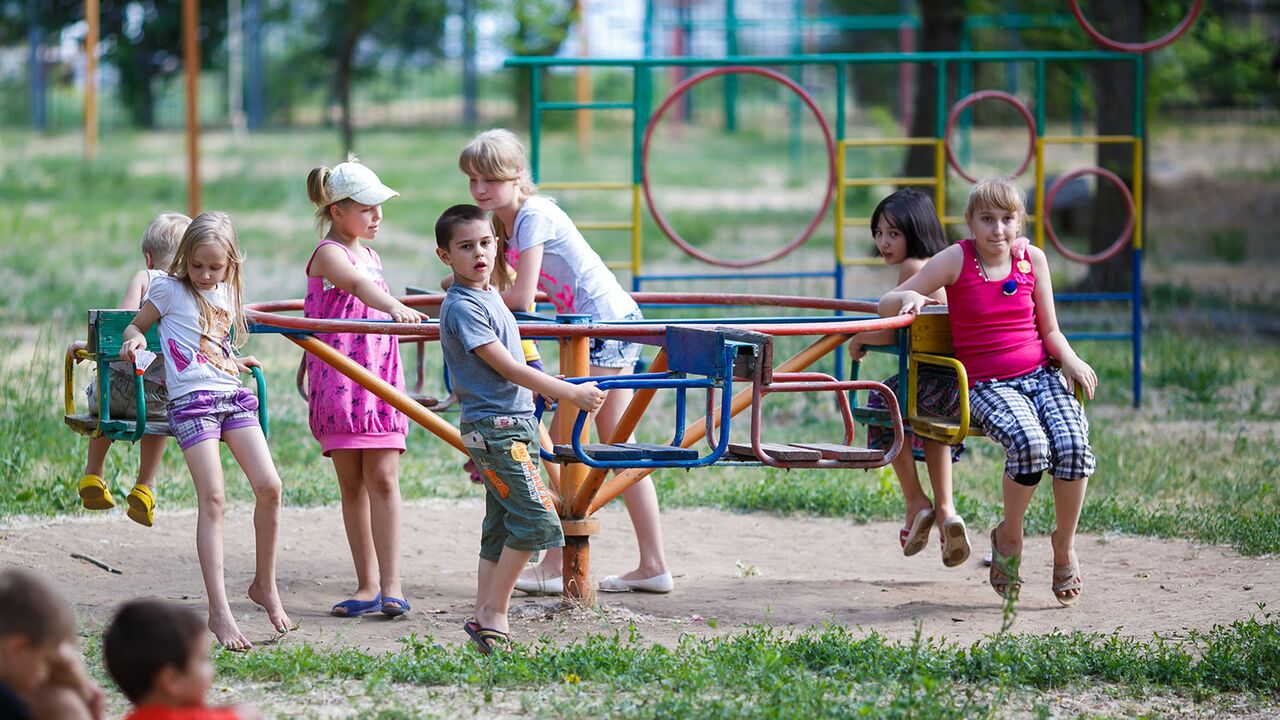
969, 366, 1094, 481
460, 415, 564, 561
589, 309, 644, 369
168, 388, 260, 451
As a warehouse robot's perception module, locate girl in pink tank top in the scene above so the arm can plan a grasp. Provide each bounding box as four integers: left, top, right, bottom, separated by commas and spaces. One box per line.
879, 178, 1097, 608
305, 159, 424, 619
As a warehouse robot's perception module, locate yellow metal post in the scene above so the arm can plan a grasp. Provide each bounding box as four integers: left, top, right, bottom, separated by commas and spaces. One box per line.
83, 0, 98, 159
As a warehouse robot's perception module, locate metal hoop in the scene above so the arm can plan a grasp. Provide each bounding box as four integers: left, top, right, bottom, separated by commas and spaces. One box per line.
1069, 0, 1203, 53
944, 90, 1037, 184
1043, 166, 1135, 264
641, 66, 837, 269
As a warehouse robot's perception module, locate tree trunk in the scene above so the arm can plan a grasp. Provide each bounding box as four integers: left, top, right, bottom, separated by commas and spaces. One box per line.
903, 1, 965, 183
335, 10, 368, 155
1081, 2, 1144, 292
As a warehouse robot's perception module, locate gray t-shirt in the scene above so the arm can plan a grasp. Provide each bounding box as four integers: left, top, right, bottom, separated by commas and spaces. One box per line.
511, 195, 639, 321
439, 283, 534, 424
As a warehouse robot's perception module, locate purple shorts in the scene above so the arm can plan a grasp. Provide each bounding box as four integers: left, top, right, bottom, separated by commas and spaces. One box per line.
168, 388, 260, 451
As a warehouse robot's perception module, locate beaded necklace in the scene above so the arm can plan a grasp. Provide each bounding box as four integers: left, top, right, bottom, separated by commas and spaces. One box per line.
973, 244, 1031, 297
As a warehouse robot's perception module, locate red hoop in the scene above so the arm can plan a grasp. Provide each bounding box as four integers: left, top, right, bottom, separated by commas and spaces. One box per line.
1043, 166, 1135, 264
641, 66, 836, 269
943, 90, 1037, 184
1069, 0, 1203, 53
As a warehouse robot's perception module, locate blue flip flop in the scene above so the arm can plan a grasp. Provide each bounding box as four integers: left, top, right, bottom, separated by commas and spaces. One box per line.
381, 596, 410, 617
330, 593, 382, 618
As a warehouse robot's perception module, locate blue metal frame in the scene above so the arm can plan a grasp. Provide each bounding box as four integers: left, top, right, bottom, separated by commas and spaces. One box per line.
533, 345, 742, 469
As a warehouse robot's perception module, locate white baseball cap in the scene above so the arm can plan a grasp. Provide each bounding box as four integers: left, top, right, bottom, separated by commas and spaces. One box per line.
327, 162, 399, 206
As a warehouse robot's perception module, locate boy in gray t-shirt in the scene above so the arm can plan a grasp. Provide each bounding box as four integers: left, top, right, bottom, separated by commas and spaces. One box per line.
435, 204, 605, 655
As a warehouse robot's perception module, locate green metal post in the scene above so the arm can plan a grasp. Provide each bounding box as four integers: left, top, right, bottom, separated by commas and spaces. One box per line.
633, 66, 649, 185
1034, 58, 1046, 134
530, 69, 542, 183
835, 62, 846, 140
934, 60, 947, 139
724, 0, 738, 132
788, 0, 803, 183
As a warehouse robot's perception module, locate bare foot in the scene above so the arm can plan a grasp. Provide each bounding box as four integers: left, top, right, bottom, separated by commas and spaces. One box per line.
209, 609, 252, 652
247, 578, 292, 634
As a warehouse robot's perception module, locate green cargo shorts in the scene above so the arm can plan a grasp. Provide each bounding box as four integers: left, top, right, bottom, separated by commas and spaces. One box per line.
460, 415, 564, 561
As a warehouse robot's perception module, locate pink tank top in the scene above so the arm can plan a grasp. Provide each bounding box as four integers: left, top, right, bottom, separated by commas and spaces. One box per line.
946, 239, 1049, 386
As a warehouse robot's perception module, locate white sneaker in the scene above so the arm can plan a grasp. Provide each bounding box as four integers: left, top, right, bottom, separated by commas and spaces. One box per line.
514, 574, 563, 595
598, 572, 674, 594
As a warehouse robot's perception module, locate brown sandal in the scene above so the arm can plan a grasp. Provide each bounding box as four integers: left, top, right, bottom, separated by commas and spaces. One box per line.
1052, 561, 1082, 606
988, 527, 1021, 600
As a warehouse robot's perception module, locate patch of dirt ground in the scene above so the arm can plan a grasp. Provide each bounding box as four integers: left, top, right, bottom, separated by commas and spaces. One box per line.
2, 500, 1276, 653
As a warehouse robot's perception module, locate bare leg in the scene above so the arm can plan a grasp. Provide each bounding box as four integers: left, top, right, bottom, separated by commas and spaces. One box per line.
922, 440, 956, 526
225, 426, 291, 634
363, 448, 404, 603
331, 449, 380, 601
1050, 476, 1089, 602
83, 436, 112, 477
475, 547, 533, 635
891, 445, 932, 529
995, 473, 1037, 557
135, 435, 168, 489
593, 366, 669, 580
181, 439, 250, 651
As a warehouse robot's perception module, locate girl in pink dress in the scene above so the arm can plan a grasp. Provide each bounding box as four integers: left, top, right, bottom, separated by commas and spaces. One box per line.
305, 159, 424, 618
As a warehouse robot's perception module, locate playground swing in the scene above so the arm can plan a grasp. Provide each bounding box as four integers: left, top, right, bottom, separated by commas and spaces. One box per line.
542, 325, 904, 470
850, 306, 1084, 446
64, 309, 269, 442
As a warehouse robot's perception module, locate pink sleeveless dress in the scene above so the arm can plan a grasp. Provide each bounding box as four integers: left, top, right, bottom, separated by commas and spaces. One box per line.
304, 240, 407, 455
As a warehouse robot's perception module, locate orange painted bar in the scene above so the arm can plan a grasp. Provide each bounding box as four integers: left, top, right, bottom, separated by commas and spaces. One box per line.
558, 333, 593, 602
587, 333, 851, 515
289, 335, 464, 453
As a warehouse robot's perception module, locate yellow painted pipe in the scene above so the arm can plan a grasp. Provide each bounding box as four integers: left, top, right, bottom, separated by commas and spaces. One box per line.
842, 137, 939, 147
290, 335, 464, 453
1040, 135, 1137, 145
587, 333, 850, 515
841, 177, 938, 187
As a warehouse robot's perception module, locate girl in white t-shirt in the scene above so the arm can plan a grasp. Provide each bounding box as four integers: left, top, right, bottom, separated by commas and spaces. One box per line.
458, 129, 673, 595
122, 211, 291, 651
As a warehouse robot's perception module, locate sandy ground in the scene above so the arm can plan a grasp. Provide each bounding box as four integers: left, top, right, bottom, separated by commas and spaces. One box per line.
2, 499, 1276, 653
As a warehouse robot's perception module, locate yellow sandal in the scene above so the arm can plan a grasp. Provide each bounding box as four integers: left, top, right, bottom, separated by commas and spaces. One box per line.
78, 474, 115, 510
126, 484, 155, 527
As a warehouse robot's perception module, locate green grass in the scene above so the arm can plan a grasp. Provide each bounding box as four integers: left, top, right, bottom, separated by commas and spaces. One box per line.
182, 612, 1280, 717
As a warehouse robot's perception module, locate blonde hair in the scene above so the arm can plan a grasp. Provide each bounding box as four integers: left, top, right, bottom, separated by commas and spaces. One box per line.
167, 211, 249, 349
141, 212, 191, 269
965, 176, 1027, 225
459, 129, 539, 290
306, 153, 358, 238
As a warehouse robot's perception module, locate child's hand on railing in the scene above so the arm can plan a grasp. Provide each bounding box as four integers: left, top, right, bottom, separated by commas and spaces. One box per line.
389, 302, 425, 324
119, 335, 146, 363
236, 355, 262, 374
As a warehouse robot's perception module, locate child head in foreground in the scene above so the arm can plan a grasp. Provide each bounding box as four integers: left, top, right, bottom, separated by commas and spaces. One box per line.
0, 567, 78, 697
104, 599, 232, 714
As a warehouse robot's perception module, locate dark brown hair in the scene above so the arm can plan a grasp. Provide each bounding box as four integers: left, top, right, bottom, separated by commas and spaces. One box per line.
0, 567, 76, 646
103, 599, 205, 703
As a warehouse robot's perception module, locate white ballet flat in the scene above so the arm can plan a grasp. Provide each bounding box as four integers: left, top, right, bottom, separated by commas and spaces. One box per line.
598, 572, 674, 594
514, 574, 563, 595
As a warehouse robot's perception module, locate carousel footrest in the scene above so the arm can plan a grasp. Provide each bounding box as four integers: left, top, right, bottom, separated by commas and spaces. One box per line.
551, 442, 700, 463
727, 442, 822, 462
787, 442, 884, 462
